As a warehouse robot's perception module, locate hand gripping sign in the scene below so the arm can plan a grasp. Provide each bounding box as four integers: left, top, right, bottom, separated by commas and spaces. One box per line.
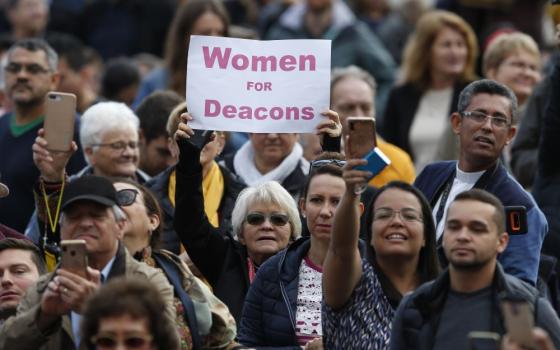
186, 36, 331, 133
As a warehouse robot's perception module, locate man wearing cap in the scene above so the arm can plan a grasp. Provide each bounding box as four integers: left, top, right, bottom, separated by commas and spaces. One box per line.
0, 175, 177, 350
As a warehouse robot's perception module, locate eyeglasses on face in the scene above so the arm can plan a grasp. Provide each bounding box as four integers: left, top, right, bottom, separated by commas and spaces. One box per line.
4, 62, 50, 75
92, 141, 139, 152
245, 212, 289, 226
116, 188, 139, 206
373, 208, 423, 223
461, 111, 510, 129
90, 334, 153, 349
310, 159, 346, 169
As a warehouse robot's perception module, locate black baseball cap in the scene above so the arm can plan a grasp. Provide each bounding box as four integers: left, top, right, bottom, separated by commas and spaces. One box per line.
61, 175, 118, 211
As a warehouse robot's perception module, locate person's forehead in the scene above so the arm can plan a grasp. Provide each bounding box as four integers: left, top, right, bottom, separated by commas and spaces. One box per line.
100, 127, 138, 141
0, 249, 35, 268
448, 199, 495, 220
332, 77, 374, 102
250, 133, 297, 140
466, 93, 511, 115
502, 49, 540, 63
8, 47, 49, 66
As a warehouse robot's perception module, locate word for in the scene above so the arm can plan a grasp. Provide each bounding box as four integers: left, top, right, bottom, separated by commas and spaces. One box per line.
247, 81, 272, 91
203, 46, 317, 72
204, 99, 314, 120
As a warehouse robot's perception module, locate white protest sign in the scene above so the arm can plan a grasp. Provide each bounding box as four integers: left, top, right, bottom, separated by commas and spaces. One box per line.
186, 36, 331, 133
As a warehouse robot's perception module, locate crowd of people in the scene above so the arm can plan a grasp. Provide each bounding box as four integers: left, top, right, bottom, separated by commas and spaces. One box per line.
0, 0, 560, 349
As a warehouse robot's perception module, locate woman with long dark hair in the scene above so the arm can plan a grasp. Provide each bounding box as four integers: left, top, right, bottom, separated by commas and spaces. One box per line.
322, 156, 439, 348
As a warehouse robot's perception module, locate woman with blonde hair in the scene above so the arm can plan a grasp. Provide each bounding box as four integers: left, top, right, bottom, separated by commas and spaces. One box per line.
380, 10, 478, 172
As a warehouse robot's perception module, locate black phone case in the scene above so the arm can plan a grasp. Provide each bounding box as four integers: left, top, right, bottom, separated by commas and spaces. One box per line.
505, 206, 528, 235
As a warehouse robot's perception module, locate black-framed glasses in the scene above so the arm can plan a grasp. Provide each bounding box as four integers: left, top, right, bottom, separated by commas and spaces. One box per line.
310, 159, 346, 170
373, 208, 423, 223
92, 141, 139, 152
116, 189, 139, 206
245, 212, 289, 226
461, 111, 510, 129
91, 334, 153, 349
4, 62, 51, 75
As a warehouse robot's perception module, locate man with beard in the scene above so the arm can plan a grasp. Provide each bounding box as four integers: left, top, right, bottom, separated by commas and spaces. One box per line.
414, 79, 546, 285
0, 238, 45, 324
0, 38, 85, 232
390, 189, 560, 350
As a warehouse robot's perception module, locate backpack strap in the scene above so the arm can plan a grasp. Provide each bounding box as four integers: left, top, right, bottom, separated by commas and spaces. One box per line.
152, 252, 202, 349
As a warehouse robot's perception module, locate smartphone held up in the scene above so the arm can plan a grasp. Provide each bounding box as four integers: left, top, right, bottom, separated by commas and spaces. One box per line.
60, 239, 88, 279
346, 116, 390, 193
44, 92, 77, 152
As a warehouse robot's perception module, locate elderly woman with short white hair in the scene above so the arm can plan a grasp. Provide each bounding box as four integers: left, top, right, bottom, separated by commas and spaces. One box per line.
78, 101, 149, 182
173, 114, 302, 323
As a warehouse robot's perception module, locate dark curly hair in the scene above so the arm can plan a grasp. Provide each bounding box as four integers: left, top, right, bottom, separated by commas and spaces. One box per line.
81, 277, 179, 350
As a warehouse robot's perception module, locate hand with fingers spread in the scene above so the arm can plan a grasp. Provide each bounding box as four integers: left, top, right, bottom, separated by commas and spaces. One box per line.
32, 128, 77, 182
316, 110, 342, 144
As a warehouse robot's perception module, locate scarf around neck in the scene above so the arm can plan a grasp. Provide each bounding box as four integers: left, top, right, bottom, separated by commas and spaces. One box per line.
233, 141, 309, 187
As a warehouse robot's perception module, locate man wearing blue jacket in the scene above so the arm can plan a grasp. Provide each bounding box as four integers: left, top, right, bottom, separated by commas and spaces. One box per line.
414, 79, 547, 284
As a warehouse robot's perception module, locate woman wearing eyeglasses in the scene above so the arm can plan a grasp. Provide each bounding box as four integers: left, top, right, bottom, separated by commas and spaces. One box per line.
111, 179, 238, 350
81, 277, 179, 350
237, 153, 346, 349
322, 158, 439, 349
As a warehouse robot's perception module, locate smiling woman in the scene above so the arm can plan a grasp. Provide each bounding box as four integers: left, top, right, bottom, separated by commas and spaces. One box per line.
322, 158, 440, 349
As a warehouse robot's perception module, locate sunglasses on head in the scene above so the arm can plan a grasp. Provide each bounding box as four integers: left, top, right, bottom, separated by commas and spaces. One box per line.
245, 212, 289, 226
91, 334, 153, 349
116, 188, 139, 206
310, 159, 346, 171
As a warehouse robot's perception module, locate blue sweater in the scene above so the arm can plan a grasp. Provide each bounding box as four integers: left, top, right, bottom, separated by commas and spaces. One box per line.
414, 161, 547, 284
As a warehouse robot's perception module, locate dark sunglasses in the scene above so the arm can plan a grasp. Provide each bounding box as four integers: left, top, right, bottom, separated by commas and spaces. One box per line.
246, 212, 289, 226
116, 188, 139, 206
91, 334, 153, 348
310, 159, 346, 171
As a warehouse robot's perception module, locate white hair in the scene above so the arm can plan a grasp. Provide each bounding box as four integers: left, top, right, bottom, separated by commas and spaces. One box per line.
79, 102, 140, 160
231, 181, 301, 241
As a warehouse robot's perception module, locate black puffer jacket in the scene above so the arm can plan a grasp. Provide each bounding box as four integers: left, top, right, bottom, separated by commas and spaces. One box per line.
238, 237, 311, 349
